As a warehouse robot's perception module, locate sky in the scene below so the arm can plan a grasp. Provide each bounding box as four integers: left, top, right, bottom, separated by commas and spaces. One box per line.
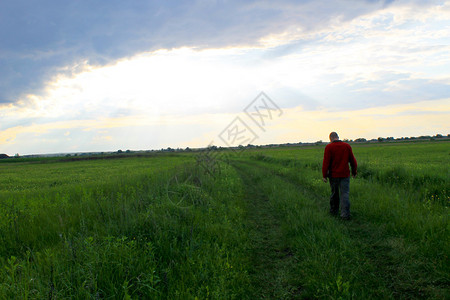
0, 0, 449, 155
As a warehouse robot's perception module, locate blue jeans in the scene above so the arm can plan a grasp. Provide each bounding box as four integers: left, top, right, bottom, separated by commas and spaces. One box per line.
329, 177, 350, 218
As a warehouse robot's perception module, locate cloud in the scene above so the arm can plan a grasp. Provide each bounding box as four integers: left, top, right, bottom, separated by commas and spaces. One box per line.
1, 1, 449, 155
0, 0, 398, 104
264, 97, 450, 144
1, 97, 448, 155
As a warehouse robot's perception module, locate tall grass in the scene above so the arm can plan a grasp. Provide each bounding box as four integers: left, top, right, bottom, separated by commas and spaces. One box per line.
1, 141, 448, 298
247, 141, 449, 298
0, 157, 251, 298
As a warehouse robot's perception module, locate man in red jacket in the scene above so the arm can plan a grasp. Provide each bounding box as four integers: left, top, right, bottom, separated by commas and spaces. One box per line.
322, 132, 357, 220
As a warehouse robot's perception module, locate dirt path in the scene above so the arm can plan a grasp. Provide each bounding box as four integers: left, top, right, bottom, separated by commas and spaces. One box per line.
239, 157, 434, 298
231, 161, 301, 299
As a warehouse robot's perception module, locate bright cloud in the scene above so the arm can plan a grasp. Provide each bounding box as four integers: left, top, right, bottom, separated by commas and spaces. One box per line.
0, 0, 449, 155
1, 98, 449, 155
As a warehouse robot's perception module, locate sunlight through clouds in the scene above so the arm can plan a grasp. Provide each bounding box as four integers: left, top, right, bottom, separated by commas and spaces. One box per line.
1, 97, 448, 155
0, 0, 449, 155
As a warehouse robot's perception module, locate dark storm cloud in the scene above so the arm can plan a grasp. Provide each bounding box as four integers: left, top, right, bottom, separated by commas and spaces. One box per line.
0, 0, 396, 104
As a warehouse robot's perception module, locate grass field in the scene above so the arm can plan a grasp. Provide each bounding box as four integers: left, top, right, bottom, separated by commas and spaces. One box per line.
0, 141, 448, 299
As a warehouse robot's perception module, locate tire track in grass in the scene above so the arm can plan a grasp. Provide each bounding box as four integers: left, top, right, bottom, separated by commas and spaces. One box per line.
231, 161, 302, 299
244, 157, 447, 298
244, 159, 403, 292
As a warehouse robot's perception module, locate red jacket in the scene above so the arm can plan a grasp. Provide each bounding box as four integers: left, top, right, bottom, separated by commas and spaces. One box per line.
322, 141, 357, 178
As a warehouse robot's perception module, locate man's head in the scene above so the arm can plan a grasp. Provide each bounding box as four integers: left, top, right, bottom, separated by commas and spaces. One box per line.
329, 132, 339, 142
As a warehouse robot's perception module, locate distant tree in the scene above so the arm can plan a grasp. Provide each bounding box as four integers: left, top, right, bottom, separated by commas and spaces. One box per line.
378, 137, 384, 142
118, 150, 123, 153
354, 138, 367, 142
435, 134, 443, 138
126, 149, 131, 153
14, 153, 20, 158
185, 147, 192, 152
0, 154, 9, 159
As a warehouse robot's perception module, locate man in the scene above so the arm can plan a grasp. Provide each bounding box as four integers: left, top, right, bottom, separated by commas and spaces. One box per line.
322, 132, 357, 220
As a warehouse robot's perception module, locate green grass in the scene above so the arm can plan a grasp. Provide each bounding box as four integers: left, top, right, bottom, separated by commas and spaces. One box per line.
243, 141, 449, 298
0, 155, 251, 298
0, 141, 448, 298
